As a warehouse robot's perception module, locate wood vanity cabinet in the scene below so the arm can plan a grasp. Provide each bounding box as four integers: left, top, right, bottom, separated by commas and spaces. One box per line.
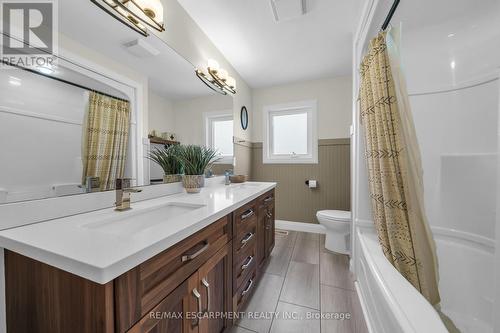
4, 188, 275, 333
127, 242, 232, 333
256, 189, 275, 271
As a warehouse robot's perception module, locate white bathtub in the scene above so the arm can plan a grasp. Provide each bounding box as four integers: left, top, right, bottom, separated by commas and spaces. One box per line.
355, 227, 494, 333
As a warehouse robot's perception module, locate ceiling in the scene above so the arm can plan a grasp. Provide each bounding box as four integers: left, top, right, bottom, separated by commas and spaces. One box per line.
178, 0, 362, 88
57, 1, 214, 100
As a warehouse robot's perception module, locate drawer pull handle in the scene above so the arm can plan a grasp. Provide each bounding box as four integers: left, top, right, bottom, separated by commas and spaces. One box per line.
241, 256, 254, 270
192, 288, 202, 327
264, 196, 273, 203
202, 277, 210, 313
241, 209, 254, 220
241, 278, 254, 296
182, 241, 209, 262
241, 232, 254, 247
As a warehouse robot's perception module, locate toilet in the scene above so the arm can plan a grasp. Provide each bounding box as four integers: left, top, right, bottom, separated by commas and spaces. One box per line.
316, 210, 351, 255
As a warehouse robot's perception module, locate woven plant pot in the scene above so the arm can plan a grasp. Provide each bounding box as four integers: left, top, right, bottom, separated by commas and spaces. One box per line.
182, 175, 205, 193
163, 174, 182, 184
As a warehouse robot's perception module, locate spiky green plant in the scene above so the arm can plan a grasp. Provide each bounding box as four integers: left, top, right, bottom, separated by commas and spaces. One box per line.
176, 145, 221, 175
147, 145, 183, 175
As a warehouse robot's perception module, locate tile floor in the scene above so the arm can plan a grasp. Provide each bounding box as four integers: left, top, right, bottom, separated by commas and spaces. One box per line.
231, 230, 369, 333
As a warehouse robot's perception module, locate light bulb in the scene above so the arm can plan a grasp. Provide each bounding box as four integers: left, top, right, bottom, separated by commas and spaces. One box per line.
126, 0, 164, 25
226, 76, 236, 89
207, 59, 219, 73
218, 69, 228, 82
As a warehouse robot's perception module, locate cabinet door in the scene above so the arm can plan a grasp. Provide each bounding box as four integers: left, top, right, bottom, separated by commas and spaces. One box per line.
197, 242, 233, 333
264, 204, 275, 258
256, 202, 267, 269
128, 273, 200, 333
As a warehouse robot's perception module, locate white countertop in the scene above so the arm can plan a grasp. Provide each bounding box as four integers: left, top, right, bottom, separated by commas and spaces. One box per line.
0, 182, 276, 284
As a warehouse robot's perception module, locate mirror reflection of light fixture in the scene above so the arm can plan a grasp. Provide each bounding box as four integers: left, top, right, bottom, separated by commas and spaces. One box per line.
37, 64, 55, 75
91, 0, 165, 37
196, 59, 237, 95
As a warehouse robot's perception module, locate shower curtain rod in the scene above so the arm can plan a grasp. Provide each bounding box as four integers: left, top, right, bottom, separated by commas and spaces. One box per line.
0, 59, 129, 102
381, 0, 400, 31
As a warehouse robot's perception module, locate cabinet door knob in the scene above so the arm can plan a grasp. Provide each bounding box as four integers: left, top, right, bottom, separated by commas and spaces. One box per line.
181, 241, 209, 262
241, 278, 254, 296
264, 196, 273, 203
240, 232, 254, 248
241, 209, 254, 220
241, 256, 254, 270
201, 277, 210, 313
192, 288, 202, 327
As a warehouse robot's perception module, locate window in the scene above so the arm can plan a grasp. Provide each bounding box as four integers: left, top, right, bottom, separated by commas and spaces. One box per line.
263, 100, 317, 164
205, 111, 234, 163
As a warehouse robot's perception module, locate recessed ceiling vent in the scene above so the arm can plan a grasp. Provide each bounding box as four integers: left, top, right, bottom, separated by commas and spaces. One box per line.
270, 0, 307, 22
123, 39, 160, 58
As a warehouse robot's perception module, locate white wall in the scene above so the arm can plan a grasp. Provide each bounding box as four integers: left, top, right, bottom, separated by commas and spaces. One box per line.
156, 0, 253, 142
173, 94, 233, 145
149, 91, 175, 134
252, 76, 352, 142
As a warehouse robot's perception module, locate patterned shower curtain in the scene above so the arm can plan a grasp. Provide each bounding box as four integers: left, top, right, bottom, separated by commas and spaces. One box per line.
359, 31, 442, 306
82, 92, 131, 191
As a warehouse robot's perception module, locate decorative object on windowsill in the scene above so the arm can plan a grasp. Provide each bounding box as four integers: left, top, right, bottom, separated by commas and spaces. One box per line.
229, 175, 247, 183
240, 106, 248, 130
176, 145, 221, 193
148, 134, 179, 146
147, 145, 183, 184
195, 59, 237, 95
161, 132, 177, 141
91, 0, 165, 37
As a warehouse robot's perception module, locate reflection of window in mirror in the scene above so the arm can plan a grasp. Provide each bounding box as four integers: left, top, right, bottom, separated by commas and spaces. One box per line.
204, 111, 234, 164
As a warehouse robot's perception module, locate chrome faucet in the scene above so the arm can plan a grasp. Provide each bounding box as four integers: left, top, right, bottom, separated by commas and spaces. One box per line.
115, 178, 142, 211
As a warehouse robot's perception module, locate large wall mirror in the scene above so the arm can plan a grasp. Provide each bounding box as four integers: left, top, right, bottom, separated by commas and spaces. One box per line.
0, 0, 234, 204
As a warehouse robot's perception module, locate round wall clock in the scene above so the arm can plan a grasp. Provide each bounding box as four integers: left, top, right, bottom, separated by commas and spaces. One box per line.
240, 106, 249, 130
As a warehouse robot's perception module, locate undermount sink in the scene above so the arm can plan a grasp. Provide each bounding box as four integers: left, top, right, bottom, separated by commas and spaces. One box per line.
82, 202, 205, 236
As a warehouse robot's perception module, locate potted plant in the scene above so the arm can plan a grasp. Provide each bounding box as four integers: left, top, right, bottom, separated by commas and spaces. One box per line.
147, 145, 183, 183
176, 145, 220, 193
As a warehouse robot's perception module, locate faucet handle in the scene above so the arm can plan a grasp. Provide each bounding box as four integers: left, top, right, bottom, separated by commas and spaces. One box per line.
116, 178, 132, 190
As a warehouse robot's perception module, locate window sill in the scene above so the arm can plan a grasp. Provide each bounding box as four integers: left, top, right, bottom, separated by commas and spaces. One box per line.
263, 157, 318, 164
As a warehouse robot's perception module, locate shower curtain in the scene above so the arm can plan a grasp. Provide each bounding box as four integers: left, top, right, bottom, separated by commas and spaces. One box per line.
82, 91, 131, 191
359, 29, 442, 305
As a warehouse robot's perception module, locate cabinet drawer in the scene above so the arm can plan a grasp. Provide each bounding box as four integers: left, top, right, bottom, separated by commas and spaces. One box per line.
115, 216, 230, 333
233, 218, 256, 257
233, 268, 257, 312
233, 240, 256, 291
233, 201, 257, 237
259, 190, 275, 207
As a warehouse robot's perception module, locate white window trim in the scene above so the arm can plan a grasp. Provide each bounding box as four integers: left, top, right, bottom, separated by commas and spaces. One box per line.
204, 110, 234, 164
263, 100, 318, 164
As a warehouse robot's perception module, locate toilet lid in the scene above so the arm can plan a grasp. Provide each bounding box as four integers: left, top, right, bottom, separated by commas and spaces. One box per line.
317, 210, 351, 222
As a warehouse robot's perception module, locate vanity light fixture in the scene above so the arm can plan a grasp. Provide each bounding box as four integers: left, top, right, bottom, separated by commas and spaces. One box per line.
195, 59, 237, 95
91, 0, 165, 37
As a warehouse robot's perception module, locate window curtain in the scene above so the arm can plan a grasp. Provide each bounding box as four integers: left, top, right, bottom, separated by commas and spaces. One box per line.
359, 29, 442, 305
82, 91, 131, 191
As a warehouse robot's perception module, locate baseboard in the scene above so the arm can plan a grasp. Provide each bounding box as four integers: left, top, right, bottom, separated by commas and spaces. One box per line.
275, 220, 326, 234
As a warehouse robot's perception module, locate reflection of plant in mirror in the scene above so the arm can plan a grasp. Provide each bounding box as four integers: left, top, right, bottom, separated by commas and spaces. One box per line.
176, 145, 221, 175
147, 145, 183, 176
